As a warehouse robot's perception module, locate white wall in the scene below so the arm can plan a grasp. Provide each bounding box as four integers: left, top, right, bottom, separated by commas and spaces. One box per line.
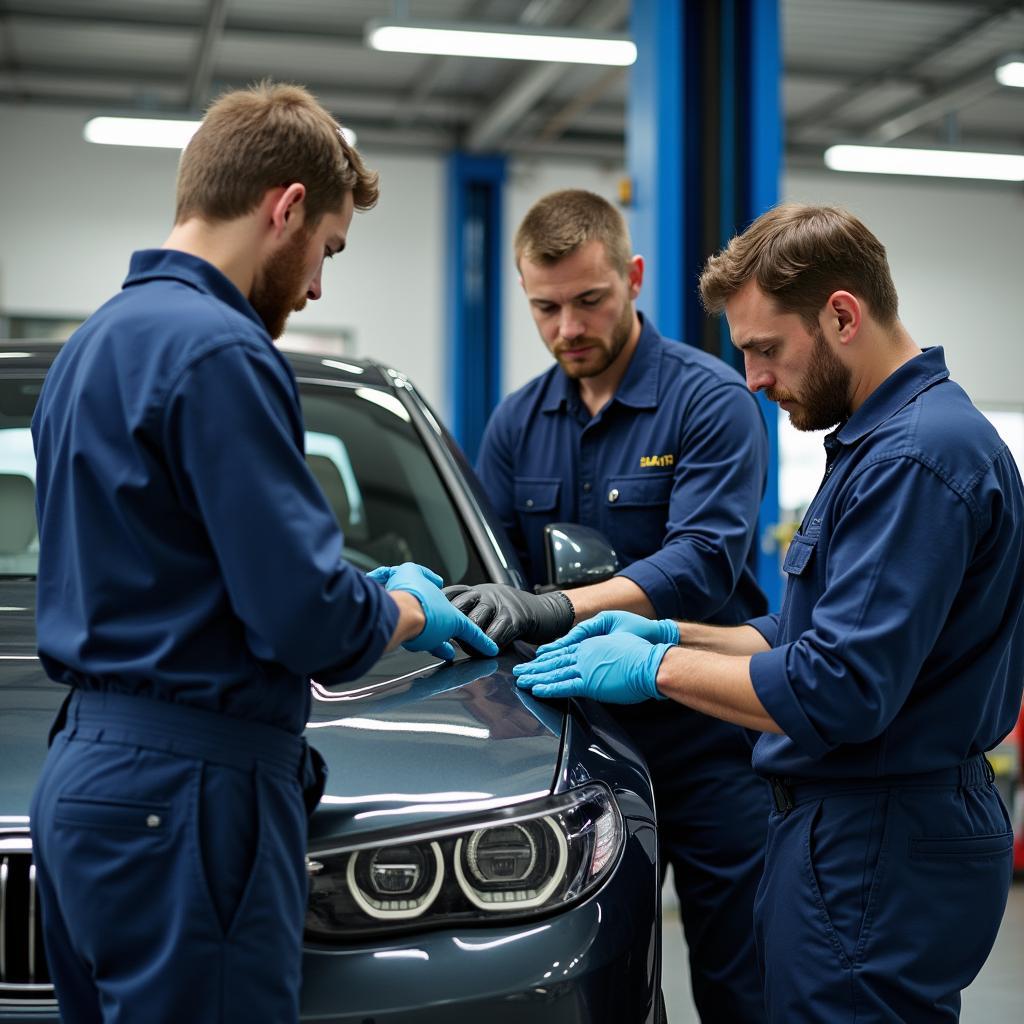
783, 169, 1024, 409
3, 101, 1024, 419
502, 159, 625, 395
0, 103, 447, 413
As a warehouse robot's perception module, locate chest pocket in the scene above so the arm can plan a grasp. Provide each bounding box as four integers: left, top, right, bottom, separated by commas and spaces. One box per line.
604, 472, 674, 508
782, 527, 819, 576
514, 477, 561, 515
602, 472, 674, 556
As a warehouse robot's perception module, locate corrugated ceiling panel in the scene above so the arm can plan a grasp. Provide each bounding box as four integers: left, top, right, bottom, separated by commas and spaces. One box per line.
785, 0, 981, 74
11, 21, 194, 71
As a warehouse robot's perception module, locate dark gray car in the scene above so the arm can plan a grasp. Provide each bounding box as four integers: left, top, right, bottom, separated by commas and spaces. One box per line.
0, 342, 663, 1023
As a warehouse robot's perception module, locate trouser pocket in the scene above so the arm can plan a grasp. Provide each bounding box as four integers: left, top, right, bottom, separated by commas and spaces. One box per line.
196, 760, 260, 935
802, 791, 892, 969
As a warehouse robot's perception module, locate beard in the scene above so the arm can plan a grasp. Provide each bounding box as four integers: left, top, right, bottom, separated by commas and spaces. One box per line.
250, 228, 311, 340
552, 298, 635, 379
769, 324, 852, 432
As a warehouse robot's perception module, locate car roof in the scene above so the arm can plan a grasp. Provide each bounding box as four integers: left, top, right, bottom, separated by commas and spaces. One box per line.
0, 339, 396, 389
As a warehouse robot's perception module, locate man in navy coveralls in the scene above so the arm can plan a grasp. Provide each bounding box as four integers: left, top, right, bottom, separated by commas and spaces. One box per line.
449, 189, 771, 1021
515, 203, 1024, 1022
29, 82, 496, 1024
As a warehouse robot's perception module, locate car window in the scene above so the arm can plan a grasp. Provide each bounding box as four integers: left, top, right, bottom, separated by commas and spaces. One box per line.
0, 374, 488, 587
299, 383, 487, 585
0, 376, 43, 576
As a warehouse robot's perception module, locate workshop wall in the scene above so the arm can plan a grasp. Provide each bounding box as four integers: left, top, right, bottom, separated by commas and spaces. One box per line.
0, 103, 447, 413
3, 102, 1023, 423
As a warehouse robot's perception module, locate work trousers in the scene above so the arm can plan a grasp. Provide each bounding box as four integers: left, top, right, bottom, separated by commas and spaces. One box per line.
755, 755, 1014, 1022
30, 689, 312, 1024
616, 701, 770, 1022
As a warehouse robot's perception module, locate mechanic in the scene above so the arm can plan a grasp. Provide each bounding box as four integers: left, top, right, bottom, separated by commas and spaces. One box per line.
29, 82, 497, 1024
448, 189, 771, 1021
514, 203, 1024, 1022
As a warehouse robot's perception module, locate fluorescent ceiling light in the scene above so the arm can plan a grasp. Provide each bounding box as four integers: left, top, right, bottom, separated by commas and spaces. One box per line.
84, 116, 201, 149
84, 116, 357, 149
995, 59, 1024, 88
366, 19, 637, 66
824, 144, 1024, 182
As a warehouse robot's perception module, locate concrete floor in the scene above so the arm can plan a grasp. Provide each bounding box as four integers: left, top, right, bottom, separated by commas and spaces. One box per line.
661, 877, 1024, 1022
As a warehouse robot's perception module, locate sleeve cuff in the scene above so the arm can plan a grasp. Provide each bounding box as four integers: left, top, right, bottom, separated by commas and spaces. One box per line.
311, 574, 399, 683
746, 613, 780, 647
617, 561, 681, 619
749, 645, 831, 760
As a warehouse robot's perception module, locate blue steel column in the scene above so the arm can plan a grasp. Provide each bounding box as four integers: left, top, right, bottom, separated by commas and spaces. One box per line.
446, 152, 506, 463
627, 0, 783, 610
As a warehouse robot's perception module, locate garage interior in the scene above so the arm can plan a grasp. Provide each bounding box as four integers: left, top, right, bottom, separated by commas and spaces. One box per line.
1, 1, 1022, 1021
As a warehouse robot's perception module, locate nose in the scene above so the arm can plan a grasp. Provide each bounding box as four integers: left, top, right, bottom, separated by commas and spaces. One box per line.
559, 309, 585, 341
307, 265, 323, 302
744, 358, 774, 394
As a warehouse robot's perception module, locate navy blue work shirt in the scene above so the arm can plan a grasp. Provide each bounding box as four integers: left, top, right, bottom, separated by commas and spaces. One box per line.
748, 347, 1024, 779
476, 314, 768, 624
31, 249, 398, 735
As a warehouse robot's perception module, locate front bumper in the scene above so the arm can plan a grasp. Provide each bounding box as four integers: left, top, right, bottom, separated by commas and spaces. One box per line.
299, 816, 660, 1023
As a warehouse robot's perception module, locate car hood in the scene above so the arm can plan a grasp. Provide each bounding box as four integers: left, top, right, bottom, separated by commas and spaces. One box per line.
306, 649, 565, 842
0, 581, 565, 841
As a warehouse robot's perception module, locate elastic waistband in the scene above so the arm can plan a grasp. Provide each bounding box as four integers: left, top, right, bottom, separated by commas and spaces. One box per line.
63, 688, 306, 780
766, 754, 995, 816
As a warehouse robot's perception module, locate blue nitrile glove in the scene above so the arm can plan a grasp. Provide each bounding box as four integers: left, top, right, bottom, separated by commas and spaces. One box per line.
535, 610, 678, 655
377, 562, 500, 661
366, 563, 442, 588
513, 633, 672, 703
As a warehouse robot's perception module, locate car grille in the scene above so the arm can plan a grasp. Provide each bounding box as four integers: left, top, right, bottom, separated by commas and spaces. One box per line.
0, 831, 56, 1005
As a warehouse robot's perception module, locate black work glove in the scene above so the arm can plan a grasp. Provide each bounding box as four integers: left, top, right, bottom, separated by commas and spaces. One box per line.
443, 583, 576, 649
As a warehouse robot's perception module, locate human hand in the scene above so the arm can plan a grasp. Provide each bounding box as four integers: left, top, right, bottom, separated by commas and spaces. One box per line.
383, 563, 499, 661
512, 633, 671, 703
443, 583, 575, 648
536, 610, 678, 655
367, 563, 443, 588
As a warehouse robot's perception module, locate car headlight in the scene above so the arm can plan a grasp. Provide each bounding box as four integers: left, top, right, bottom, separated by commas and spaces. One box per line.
305, 782, 623, 940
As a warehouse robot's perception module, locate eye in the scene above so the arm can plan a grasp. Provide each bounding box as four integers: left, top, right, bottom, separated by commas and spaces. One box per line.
580, 297, 601, 308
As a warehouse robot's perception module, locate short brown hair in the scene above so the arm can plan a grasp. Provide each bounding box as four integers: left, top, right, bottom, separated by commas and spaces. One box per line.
699, 203, 899, 327
175, 81, 378, 227
514, 189, 632, 276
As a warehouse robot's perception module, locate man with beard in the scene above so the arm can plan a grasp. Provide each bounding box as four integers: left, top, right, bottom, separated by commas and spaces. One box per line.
449, 189, 771, 1021
29, 82, 497, 1024
514, 204, 1024, 1022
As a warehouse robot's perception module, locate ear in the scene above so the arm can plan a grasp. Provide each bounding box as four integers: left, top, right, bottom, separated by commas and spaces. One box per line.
267, 182, 308, 239
826, 290, 862, 346
626, 254, 644, 299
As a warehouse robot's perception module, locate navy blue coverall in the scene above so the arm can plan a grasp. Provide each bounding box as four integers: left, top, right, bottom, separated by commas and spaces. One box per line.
30, 250, 399, 1023
477, 314, 771, 1021
746, 348, 1024, 1022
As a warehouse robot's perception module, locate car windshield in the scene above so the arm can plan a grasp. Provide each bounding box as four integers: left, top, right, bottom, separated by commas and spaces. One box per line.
0, 373, 487, 586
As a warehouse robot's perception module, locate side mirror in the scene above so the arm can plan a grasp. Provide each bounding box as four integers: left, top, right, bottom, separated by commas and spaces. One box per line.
541, 522, 620, 590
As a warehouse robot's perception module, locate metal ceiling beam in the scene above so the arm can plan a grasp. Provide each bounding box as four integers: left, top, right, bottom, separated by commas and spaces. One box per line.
187, 0, 228, 112
464, 0, 628, 152
393, 0, 489, 129
535, 65, 625, 142
788, 0, 1023, 141
866, 56, 1006, 143
0, 5, 364, 45
785, 62, 926, 88
0, 66, 479, 122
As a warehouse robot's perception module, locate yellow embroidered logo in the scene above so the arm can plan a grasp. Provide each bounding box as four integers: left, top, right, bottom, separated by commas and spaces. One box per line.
639, 454, 674, 468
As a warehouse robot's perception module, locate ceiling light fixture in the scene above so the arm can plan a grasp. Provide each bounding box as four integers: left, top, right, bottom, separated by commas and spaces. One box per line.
365, 19, 637, 66
995, 58, 1024, 88
823, 144, 1024, 182
84, 116, 357, 150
